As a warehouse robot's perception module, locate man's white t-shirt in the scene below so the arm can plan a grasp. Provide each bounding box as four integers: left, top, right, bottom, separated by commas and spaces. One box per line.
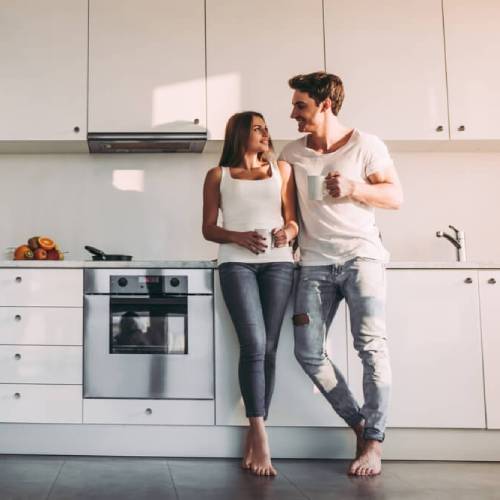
279, 129, 392, 265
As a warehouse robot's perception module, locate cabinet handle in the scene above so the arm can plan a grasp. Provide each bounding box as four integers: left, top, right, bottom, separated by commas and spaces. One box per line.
488, 278, 497, 284
145, 408, 152, 415
458, 125, 465, 132
193, 118, 199, 125
73, 126, 80, 133
15, 276, 22, 283
14, 314, 22, 321
14, 393, 21, 399
464, 277, 473, 284
436, 125, 444, 132
14, 353, 21, 360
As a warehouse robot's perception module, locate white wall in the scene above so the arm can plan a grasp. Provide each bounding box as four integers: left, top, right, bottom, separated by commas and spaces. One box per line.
1, 150, 499, 263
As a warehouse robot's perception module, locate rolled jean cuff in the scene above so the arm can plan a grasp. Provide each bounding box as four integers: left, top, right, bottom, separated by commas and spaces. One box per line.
246, 411, 266, 418
363, 427, 385, 442
345, 413, 364, 429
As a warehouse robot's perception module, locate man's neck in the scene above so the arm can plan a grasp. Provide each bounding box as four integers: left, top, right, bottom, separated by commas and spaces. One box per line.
307, 119, 353, 154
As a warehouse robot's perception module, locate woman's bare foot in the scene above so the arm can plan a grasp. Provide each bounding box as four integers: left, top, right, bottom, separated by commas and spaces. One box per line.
241, 428, 253, 470
248, 418, 277, 477
348, 440, 382, 476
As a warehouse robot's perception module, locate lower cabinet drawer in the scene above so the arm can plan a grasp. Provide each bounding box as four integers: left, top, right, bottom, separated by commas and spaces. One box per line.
83, 399, 214, 426
0, 384, 82, 423
0, 346, 82, 384
0, 307, 82, 345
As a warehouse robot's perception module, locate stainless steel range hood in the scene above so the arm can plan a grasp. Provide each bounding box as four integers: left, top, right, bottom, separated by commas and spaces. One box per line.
88, 132, 207, 153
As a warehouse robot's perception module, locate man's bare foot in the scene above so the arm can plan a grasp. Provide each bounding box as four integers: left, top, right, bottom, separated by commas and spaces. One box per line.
241, 428, 253, 470
248, 421, 277, 477
348, 440, 382, 476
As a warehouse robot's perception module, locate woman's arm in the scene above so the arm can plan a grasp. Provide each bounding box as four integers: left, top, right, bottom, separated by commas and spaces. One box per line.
202, 167, 267, 253
273, 161, 299, 247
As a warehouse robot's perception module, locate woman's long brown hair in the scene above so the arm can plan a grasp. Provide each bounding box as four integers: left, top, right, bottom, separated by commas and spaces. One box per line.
218, 111, 274, 167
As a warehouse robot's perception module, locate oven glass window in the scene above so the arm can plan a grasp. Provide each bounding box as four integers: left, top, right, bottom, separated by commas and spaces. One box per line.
110, 299, 187, 355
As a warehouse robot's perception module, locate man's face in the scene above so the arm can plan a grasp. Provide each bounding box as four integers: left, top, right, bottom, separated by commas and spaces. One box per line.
290, 90, 323, 133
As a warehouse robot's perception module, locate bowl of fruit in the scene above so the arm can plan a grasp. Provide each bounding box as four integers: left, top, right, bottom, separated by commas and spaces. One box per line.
13, 236, 65, 261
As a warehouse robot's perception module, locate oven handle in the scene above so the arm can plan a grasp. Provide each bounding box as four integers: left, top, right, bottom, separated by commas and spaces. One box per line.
110, 295, 187, 306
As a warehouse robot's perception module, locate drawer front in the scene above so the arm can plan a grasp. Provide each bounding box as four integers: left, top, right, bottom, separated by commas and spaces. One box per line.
0, 269, 83, 306
0, 307, 82, 345
83, 399, 214, 426
0, 346, 82, 384
0, 384, 82, 423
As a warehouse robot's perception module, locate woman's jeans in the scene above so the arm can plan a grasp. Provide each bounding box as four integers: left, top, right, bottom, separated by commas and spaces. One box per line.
293, 258, 391, 441
219, 262, 295, 419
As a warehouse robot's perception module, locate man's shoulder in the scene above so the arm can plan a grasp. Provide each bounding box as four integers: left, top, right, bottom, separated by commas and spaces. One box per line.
279, 136, 307, 162
352, 129, 388, 152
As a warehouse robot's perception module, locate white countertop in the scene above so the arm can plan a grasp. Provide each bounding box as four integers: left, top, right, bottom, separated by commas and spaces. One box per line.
1, 260, 500, 269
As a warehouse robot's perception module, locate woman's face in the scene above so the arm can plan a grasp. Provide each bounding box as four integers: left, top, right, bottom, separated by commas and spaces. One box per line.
246, 115, 270, 154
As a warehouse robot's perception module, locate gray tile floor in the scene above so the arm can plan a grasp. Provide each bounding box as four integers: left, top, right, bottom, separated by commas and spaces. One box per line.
0, 455, 499, 500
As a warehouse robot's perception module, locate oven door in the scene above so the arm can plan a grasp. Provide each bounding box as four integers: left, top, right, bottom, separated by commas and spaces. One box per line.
84, 294, 213, 399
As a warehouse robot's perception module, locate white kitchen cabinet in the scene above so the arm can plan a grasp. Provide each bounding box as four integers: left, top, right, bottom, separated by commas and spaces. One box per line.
0, 269, 83, 307
324, 0, 449, 140
84, 399, 214, 426
348, 270, 485, 428
444, 1, 500, 139
0, 307, 82, 346
478, 271, 500, 429
88, 0, 206, 133
215, 271, 348, 427
0, 346, 82, 385
0, 384, 82, 424
0, 0, 87, 141
206, 0, 324, 140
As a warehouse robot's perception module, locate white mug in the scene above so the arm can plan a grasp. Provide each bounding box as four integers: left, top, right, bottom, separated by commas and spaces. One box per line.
307, 175, 326, 201
254, 228, 273, 254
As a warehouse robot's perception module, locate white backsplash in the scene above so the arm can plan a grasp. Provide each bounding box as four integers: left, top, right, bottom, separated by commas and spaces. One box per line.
1, 150, 499, 263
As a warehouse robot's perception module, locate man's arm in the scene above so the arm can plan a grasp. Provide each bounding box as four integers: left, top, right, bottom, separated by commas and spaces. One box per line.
325, 164, 403, 209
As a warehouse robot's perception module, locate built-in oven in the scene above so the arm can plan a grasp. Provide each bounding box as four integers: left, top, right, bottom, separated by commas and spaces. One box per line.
83, 268, 213, 399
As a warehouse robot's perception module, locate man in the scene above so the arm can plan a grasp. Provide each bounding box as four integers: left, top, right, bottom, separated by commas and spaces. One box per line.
279, 72, 403, 476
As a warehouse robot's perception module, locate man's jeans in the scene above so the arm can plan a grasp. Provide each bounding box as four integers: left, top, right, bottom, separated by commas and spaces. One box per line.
219, 262, 295, 419
293, 258, 391, 441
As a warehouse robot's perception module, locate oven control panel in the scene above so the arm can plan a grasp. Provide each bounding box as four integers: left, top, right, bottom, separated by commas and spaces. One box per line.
110, 275, 188, 294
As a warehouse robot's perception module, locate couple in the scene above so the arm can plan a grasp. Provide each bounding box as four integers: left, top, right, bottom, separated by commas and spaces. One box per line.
202, 72, 403, 477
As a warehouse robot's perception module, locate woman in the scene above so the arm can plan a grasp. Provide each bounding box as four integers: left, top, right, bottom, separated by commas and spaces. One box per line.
202, 111, 298, 476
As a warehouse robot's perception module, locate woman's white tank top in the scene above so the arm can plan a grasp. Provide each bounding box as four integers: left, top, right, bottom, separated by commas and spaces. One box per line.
217, 161, 294, 264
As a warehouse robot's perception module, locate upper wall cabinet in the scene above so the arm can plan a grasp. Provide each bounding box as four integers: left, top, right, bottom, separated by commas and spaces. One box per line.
206, 0, 324, 140
88, 0, 205, 133
0, 0, 87, 141
444, 1, 500, 140
324, 0, 449, 140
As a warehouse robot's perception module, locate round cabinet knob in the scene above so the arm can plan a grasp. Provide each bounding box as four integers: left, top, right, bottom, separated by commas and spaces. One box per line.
14, 314, 22, 322
488, 278, 497, 284
458, 125, 465, 132
194, 118, 200, 125
464, 277, 473, 284
145, 408, 153, 415
170, 277, 180, 287
15, 276, 22, 283
73, 126, 80, 133
14, 393, 21, 399
14, 353, 21, 360
436, 125, 444, 132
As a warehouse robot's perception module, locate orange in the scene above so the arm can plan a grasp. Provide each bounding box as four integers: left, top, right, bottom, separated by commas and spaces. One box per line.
38, 237, 55, 250
14, 245, 34, 260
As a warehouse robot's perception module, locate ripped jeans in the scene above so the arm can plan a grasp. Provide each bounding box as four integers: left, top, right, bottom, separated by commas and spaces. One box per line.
293, 258, 391, 441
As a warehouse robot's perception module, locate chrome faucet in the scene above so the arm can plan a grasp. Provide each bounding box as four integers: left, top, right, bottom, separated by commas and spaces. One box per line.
436, 225, 466, 262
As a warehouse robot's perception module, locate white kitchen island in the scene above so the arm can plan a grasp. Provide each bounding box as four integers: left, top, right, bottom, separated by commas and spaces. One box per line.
0, 260, 499, 461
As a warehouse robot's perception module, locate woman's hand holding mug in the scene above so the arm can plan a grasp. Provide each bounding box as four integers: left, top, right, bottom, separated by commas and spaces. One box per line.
272, 227, 289, 248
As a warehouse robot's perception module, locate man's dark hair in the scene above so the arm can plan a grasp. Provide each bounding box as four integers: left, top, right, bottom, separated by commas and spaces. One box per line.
288, 71, 344, 116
